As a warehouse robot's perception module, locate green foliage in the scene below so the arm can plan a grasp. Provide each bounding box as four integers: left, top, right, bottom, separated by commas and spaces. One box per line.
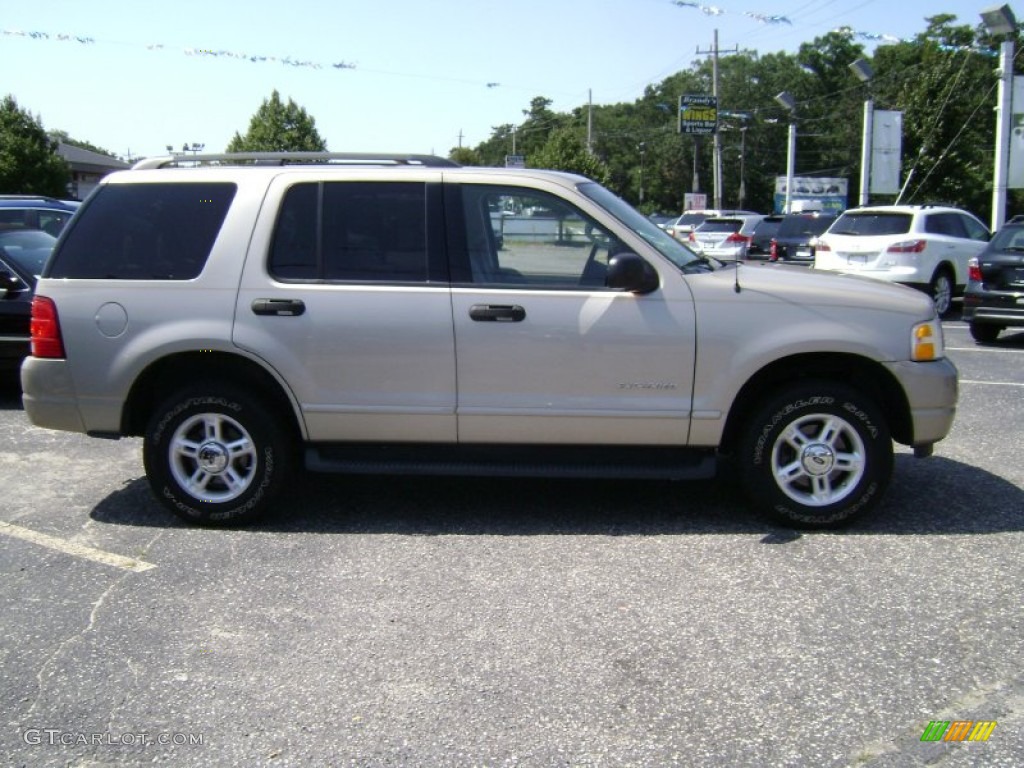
528, 127, 610, 184
227, 90, 327, 152
0, 95, 70, 196
465, 15, 1019, 223
449, 146, 483, 166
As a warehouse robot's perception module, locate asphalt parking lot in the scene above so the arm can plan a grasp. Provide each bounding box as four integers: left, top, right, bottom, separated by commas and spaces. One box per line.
2, 316, 1022, 767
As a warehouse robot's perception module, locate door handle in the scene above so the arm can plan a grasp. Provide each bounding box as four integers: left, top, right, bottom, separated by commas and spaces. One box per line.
469, 304, 526, 322
252, 298, 306, 317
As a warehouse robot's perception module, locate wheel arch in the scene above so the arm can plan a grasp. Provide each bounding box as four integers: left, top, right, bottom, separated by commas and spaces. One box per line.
718, 352, 913, 453
121, 351, 305, 440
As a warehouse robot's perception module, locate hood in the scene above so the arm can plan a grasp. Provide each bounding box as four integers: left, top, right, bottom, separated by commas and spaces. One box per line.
690, 261, 935, 318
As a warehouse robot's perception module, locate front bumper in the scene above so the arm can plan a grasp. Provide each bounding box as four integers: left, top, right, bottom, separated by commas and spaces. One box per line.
882, 357, 958, 448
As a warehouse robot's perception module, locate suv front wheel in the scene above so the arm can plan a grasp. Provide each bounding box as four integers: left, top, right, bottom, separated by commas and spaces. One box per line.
738, 383, 893, 528
143, 384, 293, 525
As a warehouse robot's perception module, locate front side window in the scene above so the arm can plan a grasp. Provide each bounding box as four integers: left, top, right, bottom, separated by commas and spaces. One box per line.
47, 183, 235, 279
269, 181, 428, 283
458, 185, 626, 288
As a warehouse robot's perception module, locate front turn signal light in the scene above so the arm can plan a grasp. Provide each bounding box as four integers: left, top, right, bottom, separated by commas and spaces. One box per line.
911, 319, 944, 361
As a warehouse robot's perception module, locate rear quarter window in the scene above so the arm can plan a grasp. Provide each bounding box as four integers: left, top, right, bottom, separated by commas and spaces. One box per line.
47, 183, 236, 279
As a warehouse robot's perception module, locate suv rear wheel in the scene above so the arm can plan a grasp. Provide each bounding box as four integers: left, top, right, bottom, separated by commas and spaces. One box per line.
930, 268, 954, 318
738, 382, 893, 528
143, 384, 293, 525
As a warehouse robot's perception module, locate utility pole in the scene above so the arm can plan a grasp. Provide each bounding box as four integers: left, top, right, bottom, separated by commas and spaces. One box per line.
587, 89, 593, 154
696, 30, 738, 210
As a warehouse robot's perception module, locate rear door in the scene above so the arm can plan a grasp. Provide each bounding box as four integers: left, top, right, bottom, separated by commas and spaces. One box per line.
233, 172, 457, 442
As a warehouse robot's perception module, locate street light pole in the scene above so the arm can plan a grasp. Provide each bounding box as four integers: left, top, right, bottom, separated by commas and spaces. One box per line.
849, 58, 875, 208
981, 4, 1018, 231
775, 91, 797, 214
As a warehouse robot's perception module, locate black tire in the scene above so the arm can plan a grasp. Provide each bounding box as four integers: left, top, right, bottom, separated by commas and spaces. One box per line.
143, 384, 293, 526
969, 322, 1002, 343
930, 269, 955, 318
738, 382, 893, 528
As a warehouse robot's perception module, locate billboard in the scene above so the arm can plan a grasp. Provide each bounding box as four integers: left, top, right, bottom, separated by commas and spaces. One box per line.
679, 94, 718, 135
773, 177, 848, 214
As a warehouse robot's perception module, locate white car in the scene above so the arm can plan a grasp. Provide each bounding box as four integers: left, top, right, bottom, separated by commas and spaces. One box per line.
688, 215, 765, 260
813, 204, 990, 316
664, 209, 758, 242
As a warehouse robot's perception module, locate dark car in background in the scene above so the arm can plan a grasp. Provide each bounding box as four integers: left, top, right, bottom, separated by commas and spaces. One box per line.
770, 212, 837, 264
0, 196, 80, 237
0, 229, 58, 373
746, 215, 784, 260
963, 215, 1024, 342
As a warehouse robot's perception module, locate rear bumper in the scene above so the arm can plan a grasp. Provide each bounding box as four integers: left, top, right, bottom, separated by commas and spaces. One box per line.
962, 292, 1024, 326
20, 357, 87, 433
882, 358, 958, 448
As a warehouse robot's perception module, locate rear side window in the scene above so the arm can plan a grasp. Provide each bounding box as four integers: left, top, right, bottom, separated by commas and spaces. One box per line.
269, 181, 430, 283
48, 183, 235, 279
830, 212, 911, 236
924, 213, 968, 238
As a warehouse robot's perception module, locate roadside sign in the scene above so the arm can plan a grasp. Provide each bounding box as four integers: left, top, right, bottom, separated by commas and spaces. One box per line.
679, 94, 718, 134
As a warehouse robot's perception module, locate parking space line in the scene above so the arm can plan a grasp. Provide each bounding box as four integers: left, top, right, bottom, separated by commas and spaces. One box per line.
948, 346, 1024, 353
0, 521, 156, 572
960, 379, 1024, 387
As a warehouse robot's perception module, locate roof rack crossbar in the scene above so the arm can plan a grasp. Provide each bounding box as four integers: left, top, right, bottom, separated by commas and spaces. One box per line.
131, 152, 459, 170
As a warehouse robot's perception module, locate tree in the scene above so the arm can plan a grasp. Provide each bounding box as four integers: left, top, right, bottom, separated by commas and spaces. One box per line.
0, 95, 70, 196
529, 127, 611, 184
227, 90, 327, 152
449, 146, 483, 165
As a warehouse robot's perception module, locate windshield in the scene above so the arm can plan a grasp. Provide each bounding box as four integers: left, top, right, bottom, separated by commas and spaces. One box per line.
0, 229, 57, 275
579, 182, 713, 270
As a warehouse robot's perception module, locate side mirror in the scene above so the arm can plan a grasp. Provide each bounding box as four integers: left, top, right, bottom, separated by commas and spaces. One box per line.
606, 253, 658, 294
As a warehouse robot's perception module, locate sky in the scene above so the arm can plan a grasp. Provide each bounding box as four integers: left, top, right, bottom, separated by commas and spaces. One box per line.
0, 0, 999, 161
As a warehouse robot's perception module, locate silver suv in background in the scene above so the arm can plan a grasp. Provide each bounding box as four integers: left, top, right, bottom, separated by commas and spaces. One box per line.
22, 153, 957, 529
813, 204, 990, 316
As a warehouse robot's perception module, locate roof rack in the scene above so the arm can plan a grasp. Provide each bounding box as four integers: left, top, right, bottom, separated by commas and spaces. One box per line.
0, 194, 65, 202
131, 152, 460, 170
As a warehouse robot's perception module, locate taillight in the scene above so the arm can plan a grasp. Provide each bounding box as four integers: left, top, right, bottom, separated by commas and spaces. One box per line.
816, 241, 831, 252
887, 239, 927, 254
968, 257, 983, 282
30, 296, 65, 359
769, 239, 778, 261
688, 232, 696, 242
726, 233, 751, 244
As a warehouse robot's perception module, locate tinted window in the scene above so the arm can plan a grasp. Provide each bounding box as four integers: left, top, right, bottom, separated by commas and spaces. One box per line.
269, 181, 428, 283
751, 218, 783, 237
830, 212, 912, 236
924, 213, 967, 238
776, 215, 835, 238
959, 214, 990, 242
48, 183, 235, 279
697, 219, 743, 233
0, 230, 57, 275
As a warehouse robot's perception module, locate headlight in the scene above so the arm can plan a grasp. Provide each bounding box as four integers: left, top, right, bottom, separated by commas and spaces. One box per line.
911, 319, 944, 361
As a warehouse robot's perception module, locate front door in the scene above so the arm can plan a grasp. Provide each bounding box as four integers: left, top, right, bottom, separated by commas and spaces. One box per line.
448, 183, 696, 445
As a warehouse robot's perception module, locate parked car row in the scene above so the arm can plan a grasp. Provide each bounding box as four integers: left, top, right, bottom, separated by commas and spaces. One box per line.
1, 197, 76, 373
660, 203, 998, 319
